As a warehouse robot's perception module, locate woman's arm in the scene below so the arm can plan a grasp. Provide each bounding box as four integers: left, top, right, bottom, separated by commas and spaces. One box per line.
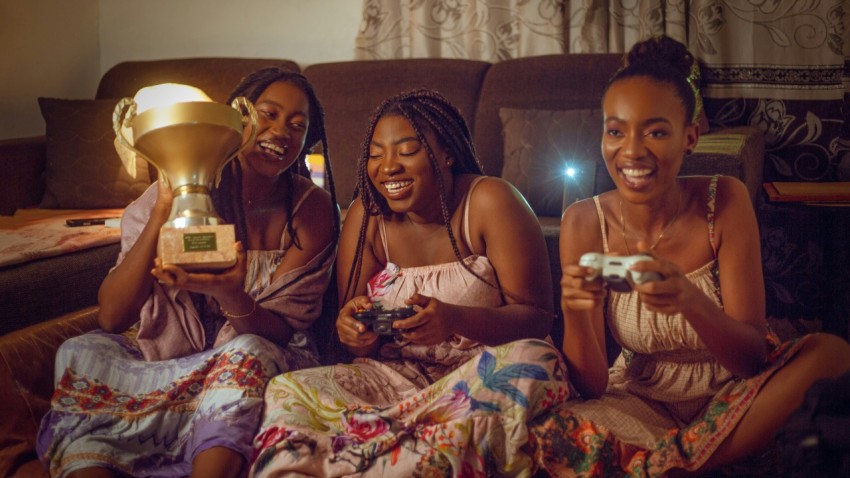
335, 198, 383, 356
97, 181, 171, 333
558, 199, 610, 398
399, 177, 554, 346
632, 177, 767, 377
159, 182, 338, 345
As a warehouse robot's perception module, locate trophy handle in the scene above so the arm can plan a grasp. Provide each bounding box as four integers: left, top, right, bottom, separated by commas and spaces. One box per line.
214, 96, 258, 188
112, 97, 163, 179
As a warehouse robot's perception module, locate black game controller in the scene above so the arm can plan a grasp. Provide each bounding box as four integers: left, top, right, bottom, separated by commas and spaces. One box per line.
352, 307, 416, 335
579, 252, 664, 293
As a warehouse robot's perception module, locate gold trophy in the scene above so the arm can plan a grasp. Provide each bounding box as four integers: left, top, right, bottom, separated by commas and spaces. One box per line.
113, 84, 257, 271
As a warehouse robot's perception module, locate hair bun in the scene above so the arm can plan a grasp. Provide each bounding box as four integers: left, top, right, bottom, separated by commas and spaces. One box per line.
624, 36, 695, 81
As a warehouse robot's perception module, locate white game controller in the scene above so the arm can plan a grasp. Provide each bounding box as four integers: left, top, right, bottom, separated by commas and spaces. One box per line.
578, 252, 663, 293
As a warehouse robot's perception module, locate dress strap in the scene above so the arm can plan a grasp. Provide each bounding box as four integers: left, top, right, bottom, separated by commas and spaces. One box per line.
378, 216, 391, 262
706, 175, 719, 259
592, 195, 610, 253
462, 176, 487, 255
280, 184, 319, 247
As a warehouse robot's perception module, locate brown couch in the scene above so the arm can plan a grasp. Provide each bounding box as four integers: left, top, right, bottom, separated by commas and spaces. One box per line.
0, 56, 764, 477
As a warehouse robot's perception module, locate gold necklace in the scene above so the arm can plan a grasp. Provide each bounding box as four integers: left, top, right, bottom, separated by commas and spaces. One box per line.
619, 189, 681, 255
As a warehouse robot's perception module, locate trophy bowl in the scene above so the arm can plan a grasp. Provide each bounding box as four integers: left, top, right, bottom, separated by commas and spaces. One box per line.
113, 84, 257, 271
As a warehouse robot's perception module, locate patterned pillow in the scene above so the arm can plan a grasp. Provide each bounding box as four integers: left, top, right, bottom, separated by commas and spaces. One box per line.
499, 108, 612, 217
38, 98, 151, 208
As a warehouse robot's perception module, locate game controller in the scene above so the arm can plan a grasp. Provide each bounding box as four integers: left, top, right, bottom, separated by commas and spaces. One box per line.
352, 307, 416, 335
578, 252, 663, 293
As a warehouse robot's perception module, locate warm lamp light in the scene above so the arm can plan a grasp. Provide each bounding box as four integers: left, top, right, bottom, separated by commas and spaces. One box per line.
306, 153, 325, 188
133, 83, 213, 114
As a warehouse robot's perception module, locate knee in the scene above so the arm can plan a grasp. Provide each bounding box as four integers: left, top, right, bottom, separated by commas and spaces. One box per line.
226, 333, 274, 352
799, 332, 850, 376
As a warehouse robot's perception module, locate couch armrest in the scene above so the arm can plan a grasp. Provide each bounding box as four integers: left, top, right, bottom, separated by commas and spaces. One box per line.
0, 136, 46, 215
0, 307, 98, 477
685, 126, 765, 207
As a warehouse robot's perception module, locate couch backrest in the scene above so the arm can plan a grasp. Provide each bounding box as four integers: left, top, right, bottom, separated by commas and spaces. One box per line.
473, 53, 622, 179
304, 59, 491, 207
96, 58, 301, 102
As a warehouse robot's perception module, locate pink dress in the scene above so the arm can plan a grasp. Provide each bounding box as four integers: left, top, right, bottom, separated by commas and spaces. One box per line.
529, 176, 810, 477
251, 177, 569, 477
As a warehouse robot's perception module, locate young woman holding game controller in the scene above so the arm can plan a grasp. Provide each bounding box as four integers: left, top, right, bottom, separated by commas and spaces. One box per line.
37, 68, 340, 478
249, 88, 569, 477
528, 35, 850, 476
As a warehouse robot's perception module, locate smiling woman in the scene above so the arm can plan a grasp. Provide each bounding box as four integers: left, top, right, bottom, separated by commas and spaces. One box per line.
36, 67, 341, 478
249, 88, 569, 476
529, 35, 850, 477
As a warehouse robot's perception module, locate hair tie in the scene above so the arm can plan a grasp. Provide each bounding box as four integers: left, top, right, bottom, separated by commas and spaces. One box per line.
686, 59, 704, 124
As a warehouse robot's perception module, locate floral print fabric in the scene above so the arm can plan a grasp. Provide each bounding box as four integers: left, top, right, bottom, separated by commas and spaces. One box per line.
252, 339, 569, 477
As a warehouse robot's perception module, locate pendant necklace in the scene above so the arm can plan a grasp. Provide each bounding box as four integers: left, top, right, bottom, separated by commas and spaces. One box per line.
619, 188, 681, 255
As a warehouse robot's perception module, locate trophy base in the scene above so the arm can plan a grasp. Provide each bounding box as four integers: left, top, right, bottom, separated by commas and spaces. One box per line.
158, 224, 237, 271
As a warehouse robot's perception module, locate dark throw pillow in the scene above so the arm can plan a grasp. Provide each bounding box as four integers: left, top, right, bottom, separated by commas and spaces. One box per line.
38, 97, 151, 209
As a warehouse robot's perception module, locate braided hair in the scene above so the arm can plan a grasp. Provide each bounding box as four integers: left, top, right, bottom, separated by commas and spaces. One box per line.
212, 66, 340, 248
605, 35, 703, 124
343, 88, 485, 302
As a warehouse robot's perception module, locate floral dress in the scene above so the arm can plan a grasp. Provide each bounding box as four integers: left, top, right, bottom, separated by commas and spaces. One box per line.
527, 176, 808, 477
250, 177, 569, 477
37, 183, 333, 478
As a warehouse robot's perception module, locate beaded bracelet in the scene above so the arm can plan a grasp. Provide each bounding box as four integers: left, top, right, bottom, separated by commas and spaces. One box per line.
221, 300, 257, 319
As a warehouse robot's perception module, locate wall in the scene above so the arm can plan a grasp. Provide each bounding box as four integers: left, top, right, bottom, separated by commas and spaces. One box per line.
0, 0, 101, 140
0, 0, 361, 140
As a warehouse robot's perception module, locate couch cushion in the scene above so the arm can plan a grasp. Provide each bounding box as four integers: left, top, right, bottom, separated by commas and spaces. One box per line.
304, 59, 491, 207
499, 107, 612, 217
95, 58, 300, 103
38, 98, 151, 209
474, 54, 623, 178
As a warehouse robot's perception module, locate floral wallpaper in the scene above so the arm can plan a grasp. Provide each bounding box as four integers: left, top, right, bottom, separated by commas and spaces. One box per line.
355, 0, 850, 338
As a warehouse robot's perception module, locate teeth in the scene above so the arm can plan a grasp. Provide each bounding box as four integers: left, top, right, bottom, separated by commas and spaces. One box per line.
384, 180, 412, 193
622, 168, 652, 177
259, 141, 287, 160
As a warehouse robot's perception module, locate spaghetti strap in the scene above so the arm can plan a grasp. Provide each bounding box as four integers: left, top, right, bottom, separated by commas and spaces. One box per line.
279, 185, 319, 247
593, 195, 610, 253
462, 176, 487, 255
706, 175, 719, 259
291, 185, 318, 217
378, 216, 391, 262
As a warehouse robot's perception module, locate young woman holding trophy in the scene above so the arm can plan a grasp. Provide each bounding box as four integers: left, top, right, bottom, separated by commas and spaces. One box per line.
37, 67, 339, 478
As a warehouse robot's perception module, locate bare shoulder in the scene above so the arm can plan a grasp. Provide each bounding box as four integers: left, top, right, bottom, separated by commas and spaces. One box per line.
715, 175, 750, 204
560, 195, 604, 257
466, 175, 533, 213
291, 176, 335, 246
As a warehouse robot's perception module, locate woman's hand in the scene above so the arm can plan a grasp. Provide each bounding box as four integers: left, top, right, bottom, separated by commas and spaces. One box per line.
561, 262, 607, 312
337, 296, 380, 349
629, 243, 702, 316
151, 241, 247, 301
152, 174, 174, 222
394, 293, 454, 346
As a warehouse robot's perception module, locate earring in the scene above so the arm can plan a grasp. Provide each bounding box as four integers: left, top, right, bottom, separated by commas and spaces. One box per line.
685, 148, 693, 155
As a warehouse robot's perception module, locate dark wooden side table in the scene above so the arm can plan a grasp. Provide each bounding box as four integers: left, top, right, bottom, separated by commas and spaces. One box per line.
763, 182, 850, 340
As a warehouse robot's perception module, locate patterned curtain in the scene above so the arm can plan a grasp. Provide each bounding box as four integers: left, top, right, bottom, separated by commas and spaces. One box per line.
355, 0, 565, 61
355, 0, 850, 338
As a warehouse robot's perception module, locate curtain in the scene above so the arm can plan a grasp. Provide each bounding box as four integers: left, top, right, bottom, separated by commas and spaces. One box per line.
356, 0, 566, 61
355, 0, 850, 336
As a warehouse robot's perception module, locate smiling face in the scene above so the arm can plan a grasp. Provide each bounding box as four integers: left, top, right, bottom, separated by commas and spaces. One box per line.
601, 76, 698, 201
239, 80, 310, 178
366, 114, 452, 216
